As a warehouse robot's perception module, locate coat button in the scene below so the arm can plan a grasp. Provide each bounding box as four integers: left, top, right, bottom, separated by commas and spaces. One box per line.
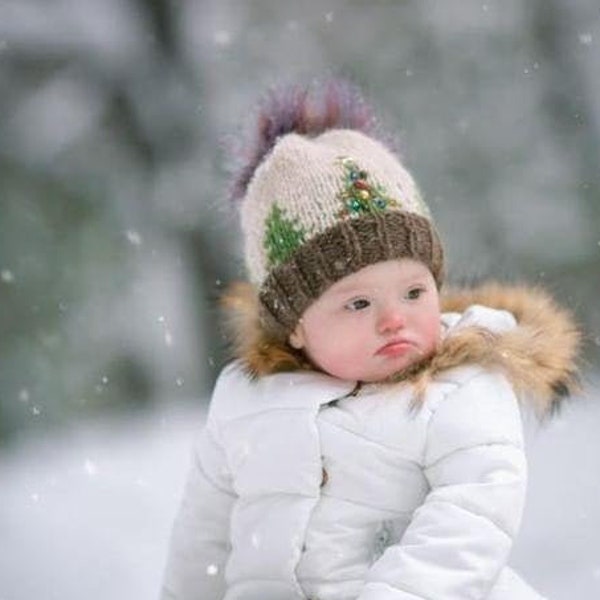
321, 467, 328, 487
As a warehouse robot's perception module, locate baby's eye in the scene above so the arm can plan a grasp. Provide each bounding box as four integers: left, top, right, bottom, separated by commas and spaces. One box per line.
405, 287, 425, 300
345, 298, 371, 311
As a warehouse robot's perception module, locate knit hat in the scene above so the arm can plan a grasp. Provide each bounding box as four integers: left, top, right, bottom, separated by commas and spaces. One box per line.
230, 81, 444, 340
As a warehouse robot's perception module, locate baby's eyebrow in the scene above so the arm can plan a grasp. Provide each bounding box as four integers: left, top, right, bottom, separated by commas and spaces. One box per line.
331, 289, 362, 299
331, 278, 429, 297
326, 287, 363, 301
331, 284, 379, 297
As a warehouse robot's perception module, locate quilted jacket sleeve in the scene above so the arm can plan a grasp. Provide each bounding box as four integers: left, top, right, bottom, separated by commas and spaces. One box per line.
160, 404, 236, 600
358, 370, 527, 600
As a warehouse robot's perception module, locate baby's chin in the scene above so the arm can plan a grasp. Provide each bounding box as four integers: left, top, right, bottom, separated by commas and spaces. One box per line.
357, 352, 435, 384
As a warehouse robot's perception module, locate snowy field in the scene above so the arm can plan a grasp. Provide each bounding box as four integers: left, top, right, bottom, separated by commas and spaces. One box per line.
1, 379, 599, 600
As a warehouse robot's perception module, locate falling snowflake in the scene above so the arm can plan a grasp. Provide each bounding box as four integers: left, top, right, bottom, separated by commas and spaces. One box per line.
84, 459, 98, 477
125, 230, 142, 246
579, 33, 593, 45
206, 564, 219, 576
1, 269, 15, 283
164, 330, 173, 347
213, 30, 232, 47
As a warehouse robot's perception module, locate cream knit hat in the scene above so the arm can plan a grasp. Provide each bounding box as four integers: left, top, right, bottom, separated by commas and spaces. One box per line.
231, 81, 444, 339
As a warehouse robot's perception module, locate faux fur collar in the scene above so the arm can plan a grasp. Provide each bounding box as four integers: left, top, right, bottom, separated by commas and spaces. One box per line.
221, 281, 581, 415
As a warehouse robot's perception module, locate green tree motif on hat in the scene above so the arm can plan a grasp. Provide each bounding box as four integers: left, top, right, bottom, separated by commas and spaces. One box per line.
263, 203, 307, 267
337, 156, 401, 218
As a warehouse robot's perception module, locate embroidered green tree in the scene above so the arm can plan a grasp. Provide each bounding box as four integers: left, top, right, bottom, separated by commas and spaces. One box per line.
263, 203, 307, 267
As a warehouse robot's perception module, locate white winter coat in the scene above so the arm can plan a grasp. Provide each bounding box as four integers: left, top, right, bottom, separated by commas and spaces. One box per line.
161, 284, 580, 600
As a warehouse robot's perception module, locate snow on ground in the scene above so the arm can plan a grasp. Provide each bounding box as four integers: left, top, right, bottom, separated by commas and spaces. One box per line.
0, 403, 205, 600
0, 379, 599, 600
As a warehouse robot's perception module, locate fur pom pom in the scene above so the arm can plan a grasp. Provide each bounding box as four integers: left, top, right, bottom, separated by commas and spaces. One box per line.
228, 78, 386, 202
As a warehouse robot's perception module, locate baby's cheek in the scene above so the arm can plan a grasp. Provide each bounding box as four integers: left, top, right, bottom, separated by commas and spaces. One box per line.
314, 346, 345, 377
423, 319, 442, 351
326, 345, 369, 380
308, 340, 353, 379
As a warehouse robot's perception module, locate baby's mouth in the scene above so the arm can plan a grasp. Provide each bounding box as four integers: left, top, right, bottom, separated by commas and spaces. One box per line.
375, 339, 415, 357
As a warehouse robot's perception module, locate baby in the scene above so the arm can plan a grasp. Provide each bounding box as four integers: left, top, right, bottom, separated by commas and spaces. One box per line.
161, 80, 580, 600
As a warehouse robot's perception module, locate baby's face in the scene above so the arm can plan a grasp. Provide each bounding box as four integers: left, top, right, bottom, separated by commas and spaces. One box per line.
289, 259, 441, 382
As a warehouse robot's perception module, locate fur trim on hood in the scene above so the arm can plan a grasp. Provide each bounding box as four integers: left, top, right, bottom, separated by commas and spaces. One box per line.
221, 281, 581, 416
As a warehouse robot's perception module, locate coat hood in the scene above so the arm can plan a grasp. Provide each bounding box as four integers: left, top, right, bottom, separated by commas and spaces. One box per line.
221, 281, 581, 416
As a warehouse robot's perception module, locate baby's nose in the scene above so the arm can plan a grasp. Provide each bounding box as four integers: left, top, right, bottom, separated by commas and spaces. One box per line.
377, 305, 406, 333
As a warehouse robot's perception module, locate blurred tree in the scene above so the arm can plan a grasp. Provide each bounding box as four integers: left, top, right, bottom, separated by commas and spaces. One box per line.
0, 0, 233, 442
527, 0, 600, 338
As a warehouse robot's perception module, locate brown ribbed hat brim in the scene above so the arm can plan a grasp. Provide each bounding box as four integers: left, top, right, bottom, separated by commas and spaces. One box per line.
259, 211, 444, 339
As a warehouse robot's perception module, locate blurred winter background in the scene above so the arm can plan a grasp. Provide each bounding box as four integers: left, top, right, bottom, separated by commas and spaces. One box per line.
0, 1, 599, 599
